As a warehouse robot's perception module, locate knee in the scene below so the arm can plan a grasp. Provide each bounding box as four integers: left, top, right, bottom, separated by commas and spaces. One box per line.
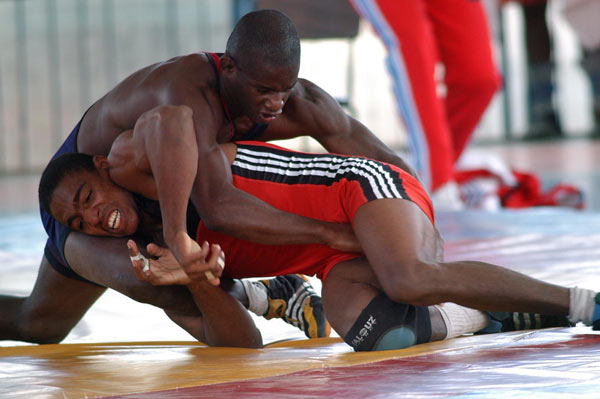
128, 284, 198, 317
378, 260, 440, 307
18, 315, 70, 344
344, 294, 431, 351
456, 68, 501, 102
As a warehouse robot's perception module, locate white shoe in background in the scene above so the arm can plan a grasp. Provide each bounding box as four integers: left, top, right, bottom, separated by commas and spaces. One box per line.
431, 180, 465, 211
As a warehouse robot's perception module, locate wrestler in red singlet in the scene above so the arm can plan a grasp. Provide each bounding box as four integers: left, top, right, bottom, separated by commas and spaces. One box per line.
197, 141, 434, 281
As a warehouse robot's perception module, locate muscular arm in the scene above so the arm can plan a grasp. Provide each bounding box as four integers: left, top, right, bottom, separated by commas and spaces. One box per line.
109, 104, 359, 280
81, 55, 359, 254
177, 94, 358, 251
112, 105, 201, 270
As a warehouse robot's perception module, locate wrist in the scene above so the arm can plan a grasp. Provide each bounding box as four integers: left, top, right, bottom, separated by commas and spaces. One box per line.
314, 221, 334, 246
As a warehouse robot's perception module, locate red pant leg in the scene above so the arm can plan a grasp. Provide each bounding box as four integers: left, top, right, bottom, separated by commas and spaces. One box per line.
350, 0, 499, 190
427, 0, 501, 161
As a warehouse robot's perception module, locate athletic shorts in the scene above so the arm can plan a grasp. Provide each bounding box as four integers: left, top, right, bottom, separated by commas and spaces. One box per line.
196, 141, 435, 281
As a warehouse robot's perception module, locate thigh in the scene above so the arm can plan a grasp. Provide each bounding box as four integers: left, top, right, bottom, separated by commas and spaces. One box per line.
65, 232, 196, 311
351, 199, 443, 299
427, 0, 496, 80
64, 233, 215, 340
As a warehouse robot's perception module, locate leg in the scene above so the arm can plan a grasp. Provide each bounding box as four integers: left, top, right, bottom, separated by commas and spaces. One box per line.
65, 232, 326, 343
65, 232, 241, 343
427, 0, 500, 159
351, 0, 454, 191
522, 0, 561, 137
352, 199, 570, 315
322, 257, 439, 350
0, 255, 105, 344
322, 257, 570, 351
582, 48, 600, 133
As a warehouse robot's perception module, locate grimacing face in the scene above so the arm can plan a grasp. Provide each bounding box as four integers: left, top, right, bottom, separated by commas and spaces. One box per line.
229, 58, 298, 124
50, 165, 139, 237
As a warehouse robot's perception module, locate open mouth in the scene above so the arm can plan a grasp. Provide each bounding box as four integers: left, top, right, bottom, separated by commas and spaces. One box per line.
107, 209, 121, 230
259, 113, 279, 123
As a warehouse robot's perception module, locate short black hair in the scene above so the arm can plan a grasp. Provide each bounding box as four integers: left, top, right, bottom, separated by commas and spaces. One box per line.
226, 9, 300, 70
39, 152, 96, 216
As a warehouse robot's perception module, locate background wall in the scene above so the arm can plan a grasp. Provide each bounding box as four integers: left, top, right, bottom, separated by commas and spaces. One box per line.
0, 0, 596, 174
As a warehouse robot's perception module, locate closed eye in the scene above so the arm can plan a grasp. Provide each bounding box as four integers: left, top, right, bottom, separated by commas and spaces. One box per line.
255, 86, 272, 94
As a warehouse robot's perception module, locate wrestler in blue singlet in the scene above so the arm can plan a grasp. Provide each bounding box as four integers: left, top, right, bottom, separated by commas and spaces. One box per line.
41, 52, 271, 282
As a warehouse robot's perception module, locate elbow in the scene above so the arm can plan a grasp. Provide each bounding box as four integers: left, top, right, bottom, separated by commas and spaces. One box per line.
142, 104, 193, 123
197, 203, 230, 233
204, 327, 263, 349
137, 105, 194, 135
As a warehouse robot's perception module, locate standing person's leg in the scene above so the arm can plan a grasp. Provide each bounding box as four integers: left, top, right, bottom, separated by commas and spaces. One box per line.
427, 0, 500, 161
581, 48, 600, 134
350, 0, 454, 194
522, 0, 561, 137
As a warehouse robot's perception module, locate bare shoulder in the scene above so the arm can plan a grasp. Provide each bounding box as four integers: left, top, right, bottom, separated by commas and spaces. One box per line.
79, 53, 218, 154
292, 78, 335, 104
283, 78, 350, 134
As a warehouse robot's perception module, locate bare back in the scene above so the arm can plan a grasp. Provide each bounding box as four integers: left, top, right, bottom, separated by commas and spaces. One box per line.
77, 53, 230, 156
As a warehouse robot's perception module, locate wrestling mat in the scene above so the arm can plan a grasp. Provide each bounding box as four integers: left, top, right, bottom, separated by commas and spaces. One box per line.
2, 209, 600, 398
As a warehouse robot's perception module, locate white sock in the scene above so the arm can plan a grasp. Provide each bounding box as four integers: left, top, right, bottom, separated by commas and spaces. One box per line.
241, 280, 269, 316
568, 287, 596, 325
435, 303, 490, 339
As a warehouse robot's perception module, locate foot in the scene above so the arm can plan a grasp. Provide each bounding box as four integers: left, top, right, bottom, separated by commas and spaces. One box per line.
261, 275, 331, 339
478, 311, 572, 334
431, 181, 465, 211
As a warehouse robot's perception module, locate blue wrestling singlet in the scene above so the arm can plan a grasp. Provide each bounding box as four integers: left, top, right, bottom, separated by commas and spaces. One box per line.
40, 120, 97, 283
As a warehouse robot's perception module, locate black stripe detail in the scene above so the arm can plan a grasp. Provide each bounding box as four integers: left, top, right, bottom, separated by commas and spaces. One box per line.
233, 144, 410, 201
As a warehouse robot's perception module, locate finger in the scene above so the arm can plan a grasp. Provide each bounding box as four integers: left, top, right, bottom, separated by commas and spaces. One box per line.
127, 240, 140, 257
218, 249, 225, 271
144, 267, 161, 286
147, 242, 170, 258
206, 244, 224, 275
131, 257, 150, 282
185, 242, 213, 270
128, 240, 150, 273
204, 244, 224, 285
200, 241, 210, 259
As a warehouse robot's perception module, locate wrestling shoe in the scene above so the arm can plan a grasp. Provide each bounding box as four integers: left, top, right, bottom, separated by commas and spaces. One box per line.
477, 311, 572, 334
261, 275, 331, 339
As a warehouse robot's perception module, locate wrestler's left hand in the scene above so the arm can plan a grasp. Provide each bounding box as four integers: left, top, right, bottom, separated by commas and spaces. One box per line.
128, 240, 192, 286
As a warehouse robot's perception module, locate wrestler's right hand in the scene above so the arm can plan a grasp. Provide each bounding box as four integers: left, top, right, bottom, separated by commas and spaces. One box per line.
325, 222, 363, 253
171, 231, 224, 285
128, 239, 224, 286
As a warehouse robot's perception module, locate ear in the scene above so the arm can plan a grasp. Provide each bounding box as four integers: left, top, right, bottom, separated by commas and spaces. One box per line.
93, 155, 110, 176
220, 54, 237, 74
